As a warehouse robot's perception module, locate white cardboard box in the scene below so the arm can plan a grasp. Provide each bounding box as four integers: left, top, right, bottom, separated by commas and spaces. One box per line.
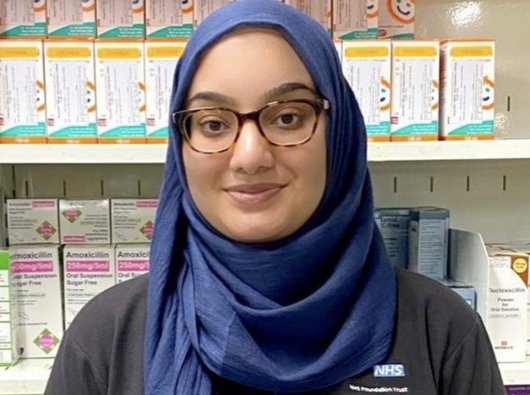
378, 0, 415, 39
0, 0, 46, 37
96, 0, 145, 38
0, 249, 20, 366
9, 245, 63, 358
59, 199, 110, 244
145, 0, 193, 38
111, 199, 157, 243
63, 244, 116, 329
7, 199, 60, 245
47, 0, 96, 37
115, 244, 150, 283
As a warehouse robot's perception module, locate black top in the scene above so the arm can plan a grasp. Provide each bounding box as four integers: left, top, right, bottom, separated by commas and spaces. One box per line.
45, 270, 505, 395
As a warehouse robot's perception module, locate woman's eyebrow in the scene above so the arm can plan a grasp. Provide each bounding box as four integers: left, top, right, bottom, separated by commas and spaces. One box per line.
186, 91, 237, 106
263, 82, 317, 101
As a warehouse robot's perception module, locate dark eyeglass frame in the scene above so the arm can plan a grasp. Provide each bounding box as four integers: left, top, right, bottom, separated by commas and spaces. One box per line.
172, 98, 330, 154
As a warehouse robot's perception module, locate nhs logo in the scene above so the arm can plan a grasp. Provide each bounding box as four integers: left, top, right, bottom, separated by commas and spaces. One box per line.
373, 364, 406, 378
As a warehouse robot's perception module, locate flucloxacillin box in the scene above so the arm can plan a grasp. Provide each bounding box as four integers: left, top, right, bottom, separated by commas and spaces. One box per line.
391, 40, 440, 141
63, 245, 116, 329
0, 0, 46, 37
0, 249, 20, 366
47, 0, 96, 37
115, 244, 150, 283
378, 0, 415, 39
440, 39, 495, 140
7, 199, 60, 245
95, 40, 146, 143
333, 0, 378, 40
194, 0, 233, 27
44, 39, 97, 143
145, 40, 185, 142
10, 245, 63, 358
0, 40, 47, 144
59, 199, 111, 244
341, 40, 391, 141
486, 248, 528, 363
146, 0, 193, 38
96, 0, 145, 38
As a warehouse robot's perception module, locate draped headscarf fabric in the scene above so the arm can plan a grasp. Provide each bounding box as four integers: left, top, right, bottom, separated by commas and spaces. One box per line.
144, 0, 397, 393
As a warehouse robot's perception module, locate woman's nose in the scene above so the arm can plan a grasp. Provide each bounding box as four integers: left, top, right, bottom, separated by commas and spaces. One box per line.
228, 119, 274, 175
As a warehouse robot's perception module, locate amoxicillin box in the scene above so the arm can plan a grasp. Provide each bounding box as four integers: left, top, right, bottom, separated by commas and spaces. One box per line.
0, 249, 20, 366
341, 40, 391, 141
0, 40, 47, 143
7, 199, 60, 245
111, 199, 158, 243
146, 0, 193, 38
145, 40, 185, 142
63, 244, 116, 329
47, 0, 96, 37
96, 0, 145, 38
115, 244, 150, 283
10, 245, 63, 358
59, 199, 111, 244
44, 39, 97, 143
390, 40, 439, 141
440, 39, 495, 140
333, 0, 378, 40
378, 0, 415, 39
0, 1, 46, 37
95, 40, 146, 143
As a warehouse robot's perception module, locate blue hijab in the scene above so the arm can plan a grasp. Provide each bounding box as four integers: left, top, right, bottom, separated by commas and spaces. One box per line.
145, 0, 397, 393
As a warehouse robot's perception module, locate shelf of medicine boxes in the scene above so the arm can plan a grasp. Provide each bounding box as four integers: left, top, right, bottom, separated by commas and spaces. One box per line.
0, 358, 527, 394
2, 139, 530, 164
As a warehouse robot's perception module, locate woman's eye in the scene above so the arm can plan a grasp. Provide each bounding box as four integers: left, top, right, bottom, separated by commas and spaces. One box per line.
274, 112, 301, 127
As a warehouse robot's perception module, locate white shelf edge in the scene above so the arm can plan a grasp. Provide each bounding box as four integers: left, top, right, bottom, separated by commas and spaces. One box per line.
500, 358, 530, 386
0, 358, 52, 394
0, 357, 526, 393
0, 140, 530, 164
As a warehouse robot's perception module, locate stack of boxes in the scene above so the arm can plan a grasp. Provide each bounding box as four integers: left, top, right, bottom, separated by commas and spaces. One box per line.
5, 197, 156, 339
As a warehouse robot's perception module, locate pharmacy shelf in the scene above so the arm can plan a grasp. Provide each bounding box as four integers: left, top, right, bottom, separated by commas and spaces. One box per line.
0, 358, 527, 394
1, 140, 530, 164
500, 359, 530, 386
0, 358, 52, 394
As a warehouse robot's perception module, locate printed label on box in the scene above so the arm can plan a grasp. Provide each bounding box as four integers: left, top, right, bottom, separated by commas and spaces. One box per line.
7, 199, 60, 245
146, 0, 193, 37
59, 200, 111, 244
115, 244, 150, 283
47, 0, 96, 37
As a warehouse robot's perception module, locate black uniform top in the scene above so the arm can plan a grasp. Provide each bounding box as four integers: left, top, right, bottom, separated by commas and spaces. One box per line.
45, 269, 506, 395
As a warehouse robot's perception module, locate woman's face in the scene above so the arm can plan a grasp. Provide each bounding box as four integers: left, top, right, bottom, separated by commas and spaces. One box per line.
182, 29, 327, 243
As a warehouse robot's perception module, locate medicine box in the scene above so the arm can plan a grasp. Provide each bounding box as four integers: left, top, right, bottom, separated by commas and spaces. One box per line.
438, 279, 476, 310
10, 245, 63, 357
341, 40, 391, 141
0, 0, 46, 37
390, 40, 440, 141
115, 244, 150, 283
194, 0, 233, 27
408, 207, 449, 280
145, 40, 186, 143
333, 0, 378, 40
449, 229, 529, 363
440, 39, 495, 140
59, 199, 111, 244
378, 0, 415, 39
96, 0, 145, 38
145, 0, 193, 38
374, 208, 410, 269
0, 40, 47, 144
47, 0, 96, 37
111, 199, 158, 243
95, 40, 146, 143
44, 39, 97, 143
283, 0, 332, 33
63, 244, 116, 329
0, 249, 20, 366
7, 199, 60, 245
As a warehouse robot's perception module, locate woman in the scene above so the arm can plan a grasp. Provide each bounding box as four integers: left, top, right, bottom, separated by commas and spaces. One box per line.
46, 1, 505, 394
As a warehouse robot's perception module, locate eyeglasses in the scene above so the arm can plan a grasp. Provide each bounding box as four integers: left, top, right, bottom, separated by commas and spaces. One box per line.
172, 98, 330, 154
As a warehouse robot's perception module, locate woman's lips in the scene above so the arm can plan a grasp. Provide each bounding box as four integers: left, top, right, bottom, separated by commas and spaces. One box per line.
225, 184, 285, 205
